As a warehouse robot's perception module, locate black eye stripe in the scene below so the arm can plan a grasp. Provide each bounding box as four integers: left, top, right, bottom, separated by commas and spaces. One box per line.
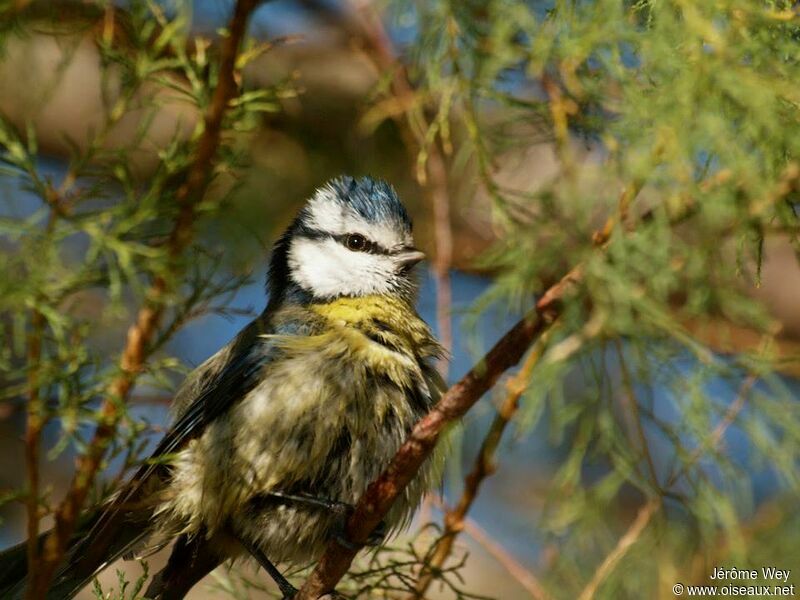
335, 233, 390, 254
300, 227, 393, 255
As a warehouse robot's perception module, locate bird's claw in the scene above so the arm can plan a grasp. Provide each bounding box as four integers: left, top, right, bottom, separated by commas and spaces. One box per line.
366, 519, 387, 547
334, 510, 387, 550
257, 490, 387, 550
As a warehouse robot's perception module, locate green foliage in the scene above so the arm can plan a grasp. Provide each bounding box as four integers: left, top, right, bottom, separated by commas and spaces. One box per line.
0, 0, 289, 517
1, 0, 799, 599
91, 563, 149, 600
385, 0, 800, 597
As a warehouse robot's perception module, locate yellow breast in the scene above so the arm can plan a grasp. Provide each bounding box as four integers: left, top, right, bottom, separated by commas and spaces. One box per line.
309, 295, 440, 357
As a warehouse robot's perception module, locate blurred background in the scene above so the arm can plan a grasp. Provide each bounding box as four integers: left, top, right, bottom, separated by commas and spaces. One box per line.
1, 1, 799, 598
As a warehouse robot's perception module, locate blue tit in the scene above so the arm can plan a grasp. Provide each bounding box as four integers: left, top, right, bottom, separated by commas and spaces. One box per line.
0, 176, 445, 599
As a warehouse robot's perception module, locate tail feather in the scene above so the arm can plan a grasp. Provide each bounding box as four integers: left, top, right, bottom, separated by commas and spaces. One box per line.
0, 532, 47, 595
0, 507, 152, 599
145, 534, 224, 600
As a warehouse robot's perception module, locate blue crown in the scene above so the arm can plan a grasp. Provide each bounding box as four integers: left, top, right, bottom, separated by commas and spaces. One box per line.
327, 176, 412, 230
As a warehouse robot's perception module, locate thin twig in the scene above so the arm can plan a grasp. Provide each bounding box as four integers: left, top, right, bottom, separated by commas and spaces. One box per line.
24, 199, 62, 598
665, 375, 757, 489
576, 498, 660, 600
24, 309, 45, 598
461, 515, 554, 600
542, 73, 576, 177
411, 328, 555, 599
27, 1, 260, 595
614, 339, 660, 491
348, 0, 453, 376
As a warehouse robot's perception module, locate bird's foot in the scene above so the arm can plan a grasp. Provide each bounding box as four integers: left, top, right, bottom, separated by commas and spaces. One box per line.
333, 508, 387, 551
229, 522, 297, 599
261, 491, 386, 550
365, 519, 388, 547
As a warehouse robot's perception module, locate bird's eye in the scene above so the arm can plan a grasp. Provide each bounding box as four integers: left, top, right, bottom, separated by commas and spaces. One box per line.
345, 233, 368, 251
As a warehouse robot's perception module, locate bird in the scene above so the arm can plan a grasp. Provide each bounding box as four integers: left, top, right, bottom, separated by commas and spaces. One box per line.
0, 176, 445, 599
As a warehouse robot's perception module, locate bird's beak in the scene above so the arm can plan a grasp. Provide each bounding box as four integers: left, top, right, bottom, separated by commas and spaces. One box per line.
395, 248, 426, 269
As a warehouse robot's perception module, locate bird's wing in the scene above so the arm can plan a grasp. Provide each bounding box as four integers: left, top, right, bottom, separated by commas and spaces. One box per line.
99, 315, 292, 519
147, 317, 272, 469
53, 314, 312, 596
422, 360, 447, 404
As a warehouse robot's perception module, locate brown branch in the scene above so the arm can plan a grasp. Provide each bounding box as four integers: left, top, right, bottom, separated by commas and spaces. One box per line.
576, 498, 660, 600
410, 327, 555, 599
24, 196, 64, 596
24, 309, 45, 597
426, 494, 552, 598
294, 162, 652, 598
430, 150, 454, 378
293, 268, 568, 599
26, 1, 260, 596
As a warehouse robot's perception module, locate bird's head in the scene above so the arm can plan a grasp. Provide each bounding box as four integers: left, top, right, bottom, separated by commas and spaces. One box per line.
268, 176, 425, 306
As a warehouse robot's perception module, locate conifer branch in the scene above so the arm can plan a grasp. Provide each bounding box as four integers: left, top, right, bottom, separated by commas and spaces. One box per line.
576, 498, 660, 600
27, 1, 261, 595
24, 192, 67, 598
409, 329, 555, 599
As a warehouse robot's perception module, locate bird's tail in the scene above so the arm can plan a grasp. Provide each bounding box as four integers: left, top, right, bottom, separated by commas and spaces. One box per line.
0, 530, 47, 595
0, 504, 153, 599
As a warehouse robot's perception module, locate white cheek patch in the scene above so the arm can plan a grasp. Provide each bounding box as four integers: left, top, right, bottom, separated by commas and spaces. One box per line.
288, 237, 398, 298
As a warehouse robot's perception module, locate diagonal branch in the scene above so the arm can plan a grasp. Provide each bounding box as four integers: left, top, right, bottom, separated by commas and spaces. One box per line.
410, 327, 556, 600
576, 498, 660, 600
294, 166, 643, 599
293, 269, 571, 599
26, 1, 261, 596
665, 375, 756, 489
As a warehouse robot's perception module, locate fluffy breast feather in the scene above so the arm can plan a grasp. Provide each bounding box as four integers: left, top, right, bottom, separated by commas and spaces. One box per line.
158, 295, 444, 563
